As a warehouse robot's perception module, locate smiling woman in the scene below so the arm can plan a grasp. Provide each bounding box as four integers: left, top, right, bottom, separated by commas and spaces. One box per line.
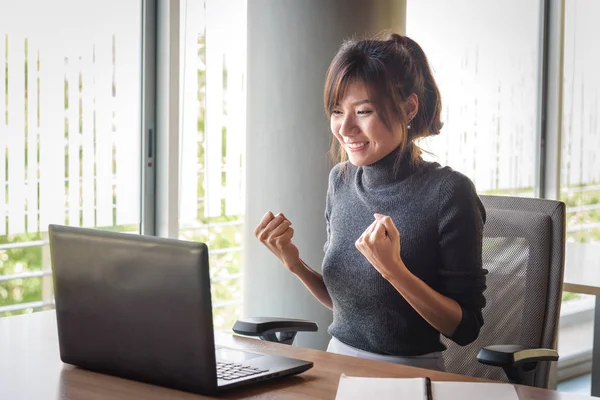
253, 33, 487, 372
324, 34, 442, 171
328, 81, 413, 166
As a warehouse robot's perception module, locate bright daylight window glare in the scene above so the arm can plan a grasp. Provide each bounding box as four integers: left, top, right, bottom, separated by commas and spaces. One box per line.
178, 0, 247, 331
0, 0, 248, 332
407, 0, 541, 197
0, 0, 143, 314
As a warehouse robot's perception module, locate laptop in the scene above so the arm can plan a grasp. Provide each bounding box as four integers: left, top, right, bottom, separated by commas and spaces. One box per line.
48, 224, 313, 395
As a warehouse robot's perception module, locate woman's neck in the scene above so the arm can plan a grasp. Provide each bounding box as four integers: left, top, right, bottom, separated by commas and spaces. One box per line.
361, 146, 414, 188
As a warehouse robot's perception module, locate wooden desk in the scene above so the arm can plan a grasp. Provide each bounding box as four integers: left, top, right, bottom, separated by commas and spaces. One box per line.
563, 242, 600, 396
0, 311, 589, 400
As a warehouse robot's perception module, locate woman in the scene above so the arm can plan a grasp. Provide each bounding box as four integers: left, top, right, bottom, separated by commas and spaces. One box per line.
254, 33, 486, 372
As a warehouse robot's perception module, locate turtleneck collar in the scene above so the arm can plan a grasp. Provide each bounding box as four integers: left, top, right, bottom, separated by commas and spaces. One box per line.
360, 146, 414, 188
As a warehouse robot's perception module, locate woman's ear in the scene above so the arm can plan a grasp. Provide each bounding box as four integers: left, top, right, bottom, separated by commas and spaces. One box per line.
406, 93, 419, 121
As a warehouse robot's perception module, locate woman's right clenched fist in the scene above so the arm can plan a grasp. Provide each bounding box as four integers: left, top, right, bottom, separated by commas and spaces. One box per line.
254, 211, 300, 271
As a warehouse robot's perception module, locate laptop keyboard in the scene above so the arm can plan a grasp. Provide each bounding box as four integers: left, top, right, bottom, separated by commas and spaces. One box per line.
216, 361, 269, 381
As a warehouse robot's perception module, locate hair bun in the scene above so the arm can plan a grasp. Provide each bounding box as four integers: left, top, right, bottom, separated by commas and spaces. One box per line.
387, 33, 405, 44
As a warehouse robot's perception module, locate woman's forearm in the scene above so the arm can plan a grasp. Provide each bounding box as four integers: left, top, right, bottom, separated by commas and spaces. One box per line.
387, 265, 462, 337
288, 259, 333, 310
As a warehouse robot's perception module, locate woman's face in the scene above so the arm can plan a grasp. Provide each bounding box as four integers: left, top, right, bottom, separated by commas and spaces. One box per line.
330, 80, 403, 167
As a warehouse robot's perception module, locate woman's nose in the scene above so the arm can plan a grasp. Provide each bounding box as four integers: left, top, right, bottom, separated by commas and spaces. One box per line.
339, 115, 357, 137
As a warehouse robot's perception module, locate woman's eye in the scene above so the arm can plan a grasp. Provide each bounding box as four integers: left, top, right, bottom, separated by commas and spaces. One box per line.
332, 110, 343, 115
357, 110, 373, 115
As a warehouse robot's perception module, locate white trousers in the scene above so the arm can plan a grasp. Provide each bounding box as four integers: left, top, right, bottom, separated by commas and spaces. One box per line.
326, 336, 446, 372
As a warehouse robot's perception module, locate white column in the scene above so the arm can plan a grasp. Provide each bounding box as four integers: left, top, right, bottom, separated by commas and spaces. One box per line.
243, 0, 406, 350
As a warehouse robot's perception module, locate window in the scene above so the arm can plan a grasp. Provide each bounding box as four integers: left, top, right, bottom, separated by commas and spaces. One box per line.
558, 0, 600, 348
561, 0, 600, 246
0, 0, 143, 316
178, 0, 247, 331
406, 0, 542, 197
0, 0, 248, 331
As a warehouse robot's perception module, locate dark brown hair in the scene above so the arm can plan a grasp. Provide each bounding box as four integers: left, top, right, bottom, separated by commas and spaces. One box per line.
324, 33, 443, 167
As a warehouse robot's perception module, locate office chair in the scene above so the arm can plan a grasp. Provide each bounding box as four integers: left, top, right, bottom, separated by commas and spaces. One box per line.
233, 195, 566, 388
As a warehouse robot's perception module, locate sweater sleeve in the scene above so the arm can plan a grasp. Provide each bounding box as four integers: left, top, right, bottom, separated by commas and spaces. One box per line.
437, 172, 487, 346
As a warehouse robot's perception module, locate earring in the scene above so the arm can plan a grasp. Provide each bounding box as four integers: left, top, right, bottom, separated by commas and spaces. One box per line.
407, 123, 412, 130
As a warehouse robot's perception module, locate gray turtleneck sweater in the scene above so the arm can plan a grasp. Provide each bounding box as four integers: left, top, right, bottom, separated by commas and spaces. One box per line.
321, 150, 487, 356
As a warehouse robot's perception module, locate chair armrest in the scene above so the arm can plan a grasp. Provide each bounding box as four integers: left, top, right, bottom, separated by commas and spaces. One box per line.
232, 317, 318, 345
477, 345, 559, 386
477, 345, 559, 366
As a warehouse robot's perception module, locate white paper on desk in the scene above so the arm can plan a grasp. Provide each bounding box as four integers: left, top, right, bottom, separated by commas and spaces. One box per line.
431, 381, 518, 400
335, 375, 519, 400
335, 375, 425, 400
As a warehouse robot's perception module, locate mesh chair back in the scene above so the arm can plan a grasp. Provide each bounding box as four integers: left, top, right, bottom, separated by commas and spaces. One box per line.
442, 195, 565, 388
